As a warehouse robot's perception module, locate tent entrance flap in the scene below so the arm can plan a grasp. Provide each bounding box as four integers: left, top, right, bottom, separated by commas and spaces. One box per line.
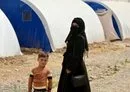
18, 2, 52, 52
85, 1, 121, 40
96, 9, 120, 40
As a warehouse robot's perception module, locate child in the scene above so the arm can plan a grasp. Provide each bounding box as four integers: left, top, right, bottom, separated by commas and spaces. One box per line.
28, 51, 52, 92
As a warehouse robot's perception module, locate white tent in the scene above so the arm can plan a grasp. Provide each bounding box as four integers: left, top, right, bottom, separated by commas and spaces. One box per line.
102, 0, 130, 2
100, 1, 130, 39
21, 0, 105, 51
0, 9, 22, 57
84, 0, 130, 40
85, 0, 130, 2
96, 9, 119, 40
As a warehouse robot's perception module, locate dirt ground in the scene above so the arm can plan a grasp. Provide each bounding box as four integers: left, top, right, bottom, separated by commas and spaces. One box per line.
0, 39, 130, 92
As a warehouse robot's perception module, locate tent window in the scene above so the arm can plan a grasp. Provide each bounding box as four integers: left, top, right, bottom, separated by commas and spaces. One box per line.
22, 10, 32, 21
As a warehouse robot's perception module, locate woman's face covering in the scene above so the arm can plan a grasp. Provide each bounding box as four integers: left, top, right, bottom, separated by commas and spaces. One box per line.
70, 22, 80, 36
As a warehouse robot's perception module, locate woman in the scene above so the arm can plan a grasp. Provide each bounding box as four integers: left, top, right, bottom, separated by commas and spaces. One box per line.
57, 17, 91, 92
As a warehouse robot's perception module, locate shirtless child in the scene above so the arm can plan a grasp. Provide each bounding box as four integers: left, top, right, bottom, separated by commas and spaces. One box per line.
28, 51, 52, 92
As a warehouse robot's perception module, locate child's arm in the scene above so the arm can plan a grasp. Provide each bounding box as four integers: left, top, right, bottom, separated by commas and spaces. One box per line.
28, 74, 33, 92
47, 69, 52, 92
47, 76, 52, 92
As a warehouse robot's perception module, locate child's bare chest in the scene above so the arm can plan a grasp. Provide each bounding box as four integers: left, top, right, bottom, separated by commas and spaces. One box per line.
33, 69, 48, 82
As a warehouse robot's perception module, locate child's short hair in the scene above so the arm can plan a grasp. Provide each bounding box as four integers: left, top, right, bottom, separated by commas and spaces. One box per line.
38, 51, 49, 59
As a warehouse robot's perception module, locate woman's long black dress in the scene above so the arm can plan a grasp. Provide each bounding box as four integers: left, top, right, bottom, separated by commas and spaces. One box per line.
57, 35, 91, 92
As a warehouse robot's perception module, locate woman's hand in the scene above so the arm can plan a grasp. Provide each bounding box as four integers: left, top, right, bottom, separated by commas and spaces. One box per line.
66, 69, 71, 74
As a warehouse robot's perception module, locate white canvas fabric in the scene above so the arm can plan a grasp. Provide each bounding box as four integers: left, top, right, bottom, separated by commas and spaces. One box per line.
101, 1, 130, 39
102, 0, 130, 2
86, 0, 130, 2
21, 0, 105, 51
97, 10, 119, 40
0, 9, 22, 57
84, 0, 130, 39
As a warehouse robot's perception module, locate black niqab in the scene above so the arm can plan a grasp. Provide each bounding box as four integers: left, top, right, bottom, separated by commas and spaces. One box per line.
65, 17, 89, 51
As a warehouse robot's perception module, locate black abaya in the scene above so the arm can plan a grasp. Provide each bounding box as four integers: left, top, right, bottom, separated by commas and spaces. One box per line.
57, 35, 91, 92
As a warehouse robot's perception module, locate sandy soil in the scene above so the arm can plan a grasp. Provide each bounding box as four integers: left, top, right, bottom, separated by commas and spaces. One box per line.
0, 40, 130, 92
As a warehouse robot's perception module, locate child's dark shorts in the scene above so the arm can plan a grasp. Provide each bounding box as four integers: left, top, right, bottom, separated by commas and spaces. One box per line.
33, 89, 47, 92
